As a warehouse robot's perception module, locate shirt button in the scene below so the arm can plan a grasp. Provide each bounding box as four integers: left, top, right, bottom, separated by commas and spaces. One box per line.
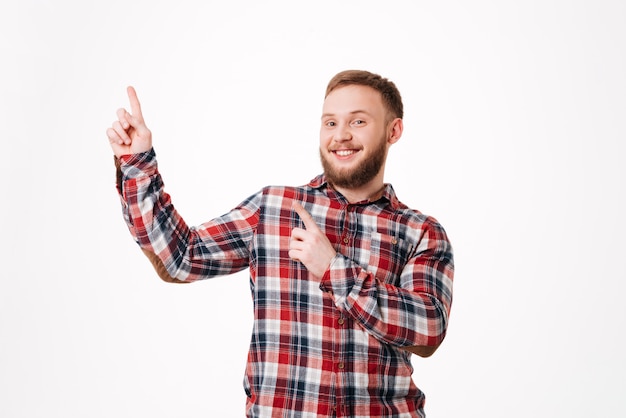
338, 318, 344, 325
338, 362, 344, 369
343, 237, 349, 244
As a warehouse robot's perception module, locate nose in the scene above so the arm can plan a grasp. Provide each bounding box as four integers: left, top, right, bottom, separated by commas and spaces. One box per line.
333, 123, 352, 142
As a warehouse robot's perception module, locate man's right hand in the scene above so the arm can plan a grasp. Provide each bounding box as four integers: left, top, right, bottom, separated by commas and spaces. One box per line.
106, 86, 152, 158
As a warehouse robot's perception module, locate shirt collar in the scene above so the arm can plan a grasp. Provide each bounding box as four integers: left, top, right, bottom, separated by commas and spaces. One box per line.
307, 174, 401, 209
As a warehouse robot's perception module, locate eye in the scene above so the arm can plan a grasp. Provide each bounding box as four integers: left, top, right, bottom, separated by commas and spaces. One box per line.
353, 119, 365, 126
325, 121, 336, 127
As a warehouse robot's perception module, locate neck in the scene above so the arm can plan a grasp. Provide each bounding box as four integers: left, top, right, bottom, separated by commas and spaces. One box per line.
332, 180, 386, 204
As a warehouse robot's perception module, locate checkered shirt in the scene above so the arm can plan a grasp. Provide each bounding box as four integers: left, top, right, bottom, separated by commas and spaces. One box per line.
116, 149, 454, 417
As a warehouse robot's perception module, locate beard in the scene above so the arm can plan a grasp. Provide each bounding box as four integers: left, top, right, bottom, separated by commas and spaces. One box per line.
320, 138, 388, 190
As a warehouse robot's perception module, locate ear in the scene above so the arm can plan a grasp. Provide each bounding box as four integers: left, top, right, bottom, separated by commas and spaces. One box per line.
387, 118, 403, 145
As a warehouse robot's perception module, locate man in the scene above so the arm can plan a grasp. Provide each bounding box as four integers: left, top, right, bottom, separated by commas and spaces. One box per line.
107, 70, 454, 417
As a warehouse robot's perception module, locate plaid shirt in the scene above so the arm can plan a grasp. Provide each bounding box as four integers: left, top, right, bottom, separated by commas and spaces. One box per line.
116, 149, 454, 417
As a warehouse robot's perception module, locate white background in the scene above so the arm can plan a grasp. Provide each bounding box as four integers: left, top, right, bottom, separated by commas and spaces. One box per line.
1, 1, 624, 417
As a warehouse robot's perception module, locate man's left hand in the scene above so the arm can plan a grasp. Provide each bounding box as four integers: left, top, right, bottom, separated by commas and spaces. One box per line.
289, 202, 337, 278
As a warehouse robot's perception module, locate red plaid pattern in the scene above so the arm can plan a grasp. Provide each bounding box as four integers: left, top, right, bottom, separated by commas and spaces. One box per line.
116, 149, 454, 417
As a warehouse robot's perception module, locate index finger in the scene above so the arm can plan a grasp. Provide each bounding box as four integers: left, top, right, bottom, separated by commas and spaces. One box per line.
126, 86, 143, 121
292, 202, 319, 231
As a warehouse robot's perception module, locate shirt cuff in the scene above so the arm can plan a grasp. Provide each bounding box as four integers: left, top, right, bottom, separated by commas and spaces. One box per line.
319, 254, 358, 304
118, 148, 158, 179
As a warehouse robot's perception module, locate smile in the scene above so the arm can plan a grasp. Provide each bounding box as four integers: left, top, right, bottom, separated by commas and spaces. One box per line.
333, 149, 359, 157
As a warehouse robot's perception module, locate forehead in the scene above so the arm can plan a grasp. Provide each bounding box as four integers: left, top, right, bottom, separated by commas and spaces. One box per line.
322, 85, 385, 115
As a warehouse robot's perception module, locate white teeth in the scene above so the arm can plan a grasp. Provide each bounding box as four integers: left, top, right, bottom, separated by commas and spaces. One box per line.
335, 150, 356, 156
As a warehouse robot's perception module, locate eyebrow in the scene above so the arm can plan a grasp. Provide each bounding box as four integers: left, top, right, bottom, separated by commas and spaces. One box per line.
321, 110, 373, 119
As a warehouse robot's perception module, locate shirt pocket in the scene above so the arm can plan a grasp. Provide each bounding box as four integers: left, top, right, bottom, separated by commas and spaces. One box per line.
367, 232, 413, 285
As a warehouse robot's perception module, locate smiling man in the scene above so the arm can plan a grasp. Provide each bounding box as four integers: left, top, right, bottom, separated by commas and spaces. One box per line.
319, 82, 401, 201
107, 70, 454, 417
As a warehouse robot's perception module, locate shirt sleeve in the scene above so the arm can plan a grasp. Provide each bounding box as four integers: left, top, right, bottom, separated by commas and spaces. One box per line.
116, 148, 259, 282
319, 218, 454, 348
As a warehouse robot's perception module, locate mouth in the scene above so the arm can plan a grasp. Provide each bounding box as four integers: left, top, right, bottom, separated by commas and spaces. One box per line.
332, 149, 360, 159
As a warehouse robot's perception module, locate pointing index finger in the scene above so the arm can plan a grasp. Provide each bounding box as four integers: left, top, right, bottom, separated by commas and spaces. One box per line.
126, 86, 143, 121
292, 202, 319, 231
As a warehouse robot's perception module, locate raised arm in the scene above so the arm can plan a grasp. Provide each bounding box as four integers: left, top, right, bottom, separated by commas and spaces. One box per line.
107, 88, 194, 283
108, 86, 258, 284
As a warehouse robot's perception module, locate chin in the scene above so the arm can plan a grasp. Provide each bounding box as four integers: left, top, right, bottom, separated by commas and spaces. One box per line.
320, 148, 385, 190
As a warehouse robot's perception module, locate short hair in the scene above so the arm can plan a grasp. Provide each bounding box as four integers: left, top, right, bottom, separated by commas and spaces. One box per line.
325, 70, 404, 120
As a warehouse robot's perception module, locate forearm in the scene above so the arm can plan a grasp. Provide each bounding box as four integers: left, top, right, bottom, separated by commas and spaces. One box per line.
116, 149, 182, 250
114, 149, 252, 282
321, 255, 451, 349
322, 237, 453, 355
115, 150, 192, 280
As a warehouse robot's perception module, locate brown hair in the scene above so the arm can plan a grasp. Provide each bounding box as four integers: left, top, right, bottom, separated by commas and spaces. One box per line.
325, 70, 404, 120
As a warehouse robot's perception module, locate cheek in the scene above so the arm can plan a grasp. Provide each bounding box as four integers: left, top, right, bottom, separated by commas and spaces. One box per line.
319, 134, 332, 149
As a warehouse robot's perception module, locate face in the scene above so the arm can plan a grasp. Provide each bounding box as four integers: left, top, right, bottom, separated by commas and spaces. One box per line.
319, 85, 400, 190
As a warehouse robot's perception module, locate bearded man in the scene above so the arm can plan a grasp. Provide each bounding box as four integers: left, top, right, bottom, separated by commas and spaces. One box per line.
107, 70, 454, 417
